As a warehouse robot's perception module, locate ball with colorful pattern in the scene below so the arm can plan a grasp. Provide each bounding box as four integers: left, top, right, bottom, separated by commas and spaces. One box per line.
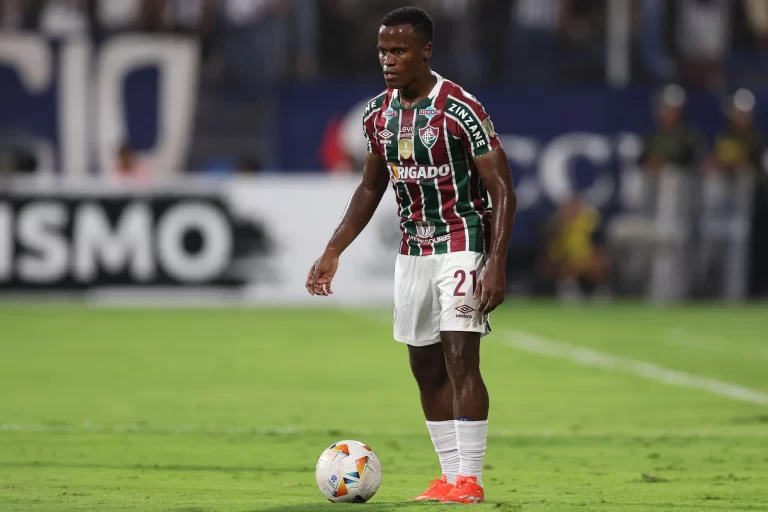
315, 440, 382, 503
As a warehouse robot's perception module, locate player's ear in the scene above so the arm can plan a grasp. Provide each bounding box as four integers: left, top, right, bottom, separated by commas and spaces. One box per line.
423, 42, 432, 61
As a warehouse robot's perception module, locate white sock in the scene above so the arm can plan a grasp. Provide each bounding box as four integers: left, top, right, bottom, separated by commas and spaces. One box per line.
425, 420, 459, 484
455, 419, 488, 486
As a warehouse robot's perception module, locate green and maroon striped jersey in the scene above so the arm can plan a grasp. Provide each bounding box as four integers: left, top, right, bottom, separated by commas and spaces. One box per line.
362, 73, 502, 256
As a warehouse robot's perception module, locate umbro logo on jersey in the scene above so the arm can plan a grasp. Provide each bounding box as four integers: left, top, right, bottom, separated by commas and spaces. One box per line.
379, 130, 394, 139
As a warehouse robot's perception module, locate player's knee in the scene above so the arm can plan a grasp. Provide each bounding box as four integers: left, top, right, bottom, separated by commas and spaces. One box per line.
444, 354, 480, 383
412, 366, 449, 391
409, 359, 448, 391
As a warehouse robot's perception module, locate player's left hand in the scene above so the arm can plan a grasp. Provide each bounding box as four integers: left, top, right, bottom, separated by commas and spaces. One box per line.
474, 260, 506, 315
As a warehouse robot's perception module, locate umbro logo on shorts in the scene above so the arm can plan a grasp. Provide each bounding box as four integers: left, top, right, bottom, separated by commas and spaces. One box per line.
455, 305, 474, 319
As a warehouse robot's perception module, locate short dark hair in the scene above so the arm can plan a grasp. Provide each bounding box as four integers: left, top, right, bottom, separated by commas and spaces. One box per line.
381, 7, 434, 44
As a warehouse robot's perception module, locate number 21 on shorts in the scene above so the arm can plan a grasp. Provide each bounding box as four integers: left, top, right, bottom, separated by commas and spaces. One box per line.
453, 270, 477, 297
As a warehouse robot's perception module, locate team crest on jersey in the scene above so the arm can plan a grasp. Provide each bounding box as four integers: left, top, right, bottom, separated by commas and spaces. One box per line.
419, 125, 439, 149
415, 221, 436, 239
482, 117, 495, 137
419, 108, 441, 119
398, 138, 414, 160
383, 107, 398, 120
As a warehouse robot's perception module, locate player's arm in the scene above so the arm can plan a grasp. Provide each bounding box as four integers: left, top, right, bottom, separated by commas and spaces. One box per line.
473, 147, 517, 314
306, 153, 390, 296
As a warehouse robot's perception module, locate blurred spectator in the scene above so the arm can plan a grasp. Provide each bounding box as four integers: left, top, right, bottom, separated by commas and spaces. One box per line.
236, 156, 262, 174
744, 0, 768, 52
198, 155, 263, 177
38, 0, 91, 39
93, 0, 141, 36
318, 0, 402, 79
638, 84, 706, 175
292, 0, 318, 80
424, 0, 483, 83
536, 195, 608, 300
707, 89, 768, 297
506, 0, 567, 84
694, 90, 764, 300
475, 0, 512, 84
638, 0, 674, 84
163, 0, 216, 33
138, 0, 165, 32
505, 0, 605, 85
213, 0, 291, 95
319, 98, 368, 173
560, 0, 606, 83
0, 0, 24, 30
0, 130, 39, 175
163, 0, 217, 59
110, 142, 151, 182
710, 89, 765, 176
2, 0, 42, 31
674, 0, 731, 90
318, 114, 347, 172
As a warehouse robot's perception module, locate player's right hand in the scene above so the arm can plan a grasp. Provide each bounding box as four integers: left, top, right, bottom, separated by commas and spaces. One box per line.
306, 252, 339, 296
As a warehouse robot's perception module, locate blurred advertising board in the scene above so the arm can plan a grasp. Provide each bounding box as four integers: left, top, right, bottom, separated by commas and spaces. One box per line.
0, 34, 198, 177
0, 177, 398, 305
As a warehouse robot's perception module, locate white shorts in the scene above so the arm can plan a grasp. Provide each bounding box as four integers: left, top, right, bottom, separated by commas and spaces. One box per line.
393, 252, 491, 346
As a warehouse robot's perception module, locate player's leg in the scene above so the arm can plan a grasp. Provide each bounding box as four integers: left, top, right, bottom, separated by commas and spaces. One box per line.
442, 331, 488, 421
407, 342, 460, 496
408, 343, 453, 421
441, 331, 488, 504
393, 254, 458, 500
434, 252, 491, 504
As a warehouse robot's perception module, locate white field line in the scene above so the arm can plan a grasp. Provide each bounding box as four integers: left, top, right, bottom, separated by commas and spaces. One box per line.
664, 327, 768, 362
348, 311, 768, 405
2, 422, 768, 438
347, 310, 768, 406
504, 330, 768, 406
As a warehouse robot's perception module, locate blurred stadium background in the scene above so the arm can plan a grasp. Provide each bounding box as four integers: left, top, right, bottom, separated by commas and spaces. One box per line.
1, 1, 768, 511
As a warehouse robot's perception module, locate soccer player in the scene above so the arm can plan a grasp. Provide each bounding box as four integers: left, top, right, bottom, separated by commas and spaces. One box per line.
306, 6, 516, 504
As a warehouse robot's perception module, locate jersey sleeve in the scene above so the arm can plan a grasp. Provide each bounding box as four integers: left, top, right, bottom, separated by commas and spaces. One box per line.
362, 92, 388, 155
445, 92, 501, 159
362, 107, 379, 155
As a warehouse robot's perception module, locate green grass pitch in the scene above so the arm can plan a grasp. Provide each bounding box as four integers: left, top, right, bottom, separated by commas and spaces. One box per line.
1, 302, 767, 511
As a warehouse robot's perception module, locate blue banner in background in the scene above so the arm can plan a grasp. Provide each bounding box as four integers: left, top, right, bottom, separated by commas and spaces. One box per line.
276, 83, 747, 170
277, 83, 768, 246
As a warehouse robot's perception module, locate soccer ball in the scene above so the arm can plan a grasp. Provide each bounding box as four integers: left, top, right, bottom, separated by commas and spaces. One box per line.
315, 440, 382, 503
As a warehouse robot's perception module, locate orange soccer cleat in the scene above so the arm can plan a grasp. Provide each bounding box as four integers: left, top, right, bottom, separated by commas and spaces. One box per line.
409, 475, 454, 501
440, 475, 485, 504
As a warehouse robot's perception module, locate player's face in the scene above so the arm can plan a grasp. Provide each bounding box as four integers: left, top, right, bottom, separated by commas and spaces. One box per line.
378, 24, 431, 89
